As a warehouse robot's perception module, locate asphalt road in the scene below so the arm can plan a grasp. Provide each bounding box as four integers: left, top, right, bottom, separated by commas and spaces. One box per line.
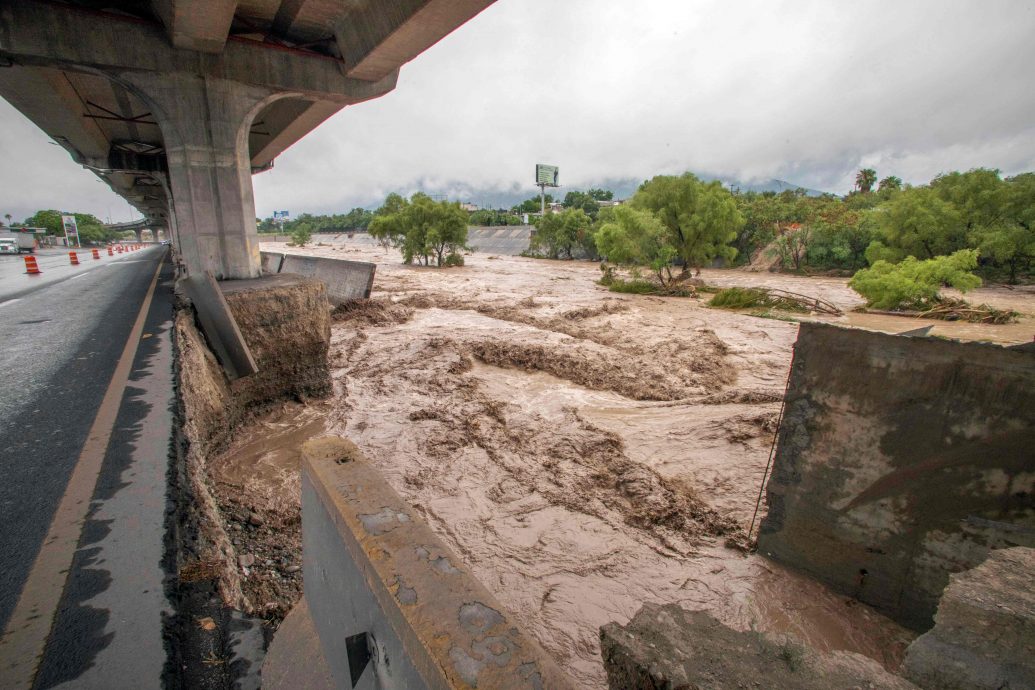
0, 245, 174, 688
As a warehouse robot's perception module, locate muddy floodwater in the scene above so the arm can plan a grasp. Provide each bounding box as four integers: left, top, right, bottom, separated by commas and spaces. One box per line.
242, 240, 1032, 687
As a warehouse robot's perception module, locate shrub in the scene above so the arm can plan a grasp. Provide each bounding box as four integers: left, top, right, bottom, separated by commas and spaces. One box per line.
289, 223, 312, 247
709, 287, 808, 312
849, 249, 982, 310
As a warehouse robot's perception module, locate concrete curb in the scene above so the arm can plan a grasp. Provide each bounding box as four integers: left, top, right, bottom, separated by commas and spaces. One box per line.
300, 437, 573, 689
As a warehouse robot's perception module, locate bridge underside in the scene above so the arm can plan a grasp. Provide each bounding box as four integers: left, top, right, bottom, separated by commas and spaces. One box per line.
0, 0, 493, 278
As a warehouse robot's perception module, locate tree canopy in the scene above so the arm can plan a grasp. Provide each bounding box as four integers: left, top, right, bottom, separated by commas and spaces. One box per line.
369, 193, 469, 266
529, 208, 592, 259
595, 206, 677, 284
22, 209, 113, 243
855, 168, 877, 193
849, 249, 982, 310
630, 173, 744, 271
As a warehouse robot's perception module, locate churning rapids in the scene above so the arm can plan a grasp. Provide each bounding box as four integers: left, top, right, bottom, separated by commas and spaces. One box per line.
208, 239, 1032, 688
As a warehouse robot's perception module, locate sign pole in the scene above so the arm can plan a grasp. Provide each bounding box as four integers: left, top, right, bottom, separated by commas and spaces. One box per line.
540, 183, 546, 216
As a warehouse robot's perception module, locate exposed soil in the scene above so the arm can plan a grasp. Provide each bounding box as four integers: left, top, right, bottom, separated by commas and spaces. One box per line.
207, 401, 327, 621
231, 240, 1033, 687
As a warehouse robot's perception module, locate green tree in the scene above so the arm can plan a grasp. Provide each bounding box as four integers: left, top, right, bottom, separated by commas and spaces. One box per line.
290, 222, 312, 247
964, 172, 1035, 282
595, 206, 678, 285
855, 168, 877, 193
877, 176, 902, 193
370, 193, 468, 266
23, 209, 63, 235
630, 172, 744, 273
849, 249, 982, 310
512, 194, 553, 214
931, 169, 1008, 229
587, 188, 613, 201
530, 208, 592, 259
875, 186, 966, 260
561, 191, 600, 218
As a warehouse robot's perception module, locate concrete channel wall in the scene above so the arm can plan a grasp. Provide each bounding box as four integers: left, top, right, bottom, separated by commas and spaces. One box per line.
299, 437, 573, 690
261, 251, 376, 303
758, 322, 1035, 631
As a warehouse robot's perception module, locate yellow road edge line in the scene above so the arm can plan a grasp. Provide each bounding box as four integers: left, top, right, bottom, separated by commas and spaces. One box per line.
0, 249, 167, 689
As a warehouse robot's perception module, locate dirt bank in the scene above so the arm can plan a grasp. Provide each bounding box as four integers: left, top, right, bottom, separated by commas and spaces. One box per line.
243, 242, 985, 686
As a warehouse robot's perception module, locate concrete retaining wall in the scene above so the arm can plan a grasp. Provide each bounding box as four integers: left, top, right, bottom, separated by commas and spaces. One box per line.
260, 251, 376, 304
300, 437, 573, 689
757, 323, 1035, 631
466, 226, 533, 255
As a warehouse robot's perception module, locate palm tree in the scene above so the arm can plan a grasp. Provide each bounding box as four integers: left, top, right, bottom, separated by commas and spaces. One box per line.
855, 168, 877, 193
3, 214, 10, 227
877, 176, 902, 195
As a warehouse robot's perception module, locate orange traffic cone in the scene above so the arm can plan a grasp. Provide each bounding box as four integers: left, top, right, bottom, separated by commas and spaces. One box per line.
24, 256, 41, 274
92, 248, 101, 260
107, 246, 114, 256
69, 251, 80, 265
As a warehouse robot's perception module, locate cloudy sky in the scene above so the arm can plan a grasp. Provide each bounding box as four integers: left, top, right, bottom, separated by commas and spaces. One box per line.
2, 0, 1034, 222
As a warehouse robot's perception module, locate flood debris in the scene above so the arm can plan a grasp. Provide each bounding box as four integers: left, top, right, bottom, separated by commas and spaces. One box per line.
600, 604, 916, 690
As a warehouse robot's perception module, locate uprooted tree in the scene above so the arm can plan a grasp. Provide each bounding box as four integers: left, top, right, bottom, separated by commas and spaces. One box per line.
369, 193, 469, 266
848, 249, 982, 311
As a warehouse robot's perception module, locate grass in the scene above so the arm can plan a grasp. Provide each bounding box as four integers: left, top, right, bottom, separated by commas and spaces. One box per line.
709, 287, 810, 313
602, 277, 697, 297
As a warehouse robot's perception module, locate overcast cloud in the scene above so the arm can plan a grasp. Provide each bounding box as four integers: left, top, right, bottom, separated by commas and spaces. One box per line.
2, 0, 1034, 222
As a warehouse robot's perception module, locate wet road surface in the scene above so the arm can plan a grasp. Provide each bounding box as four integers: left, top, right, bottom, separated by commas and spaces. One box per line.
0, 245, 174, 689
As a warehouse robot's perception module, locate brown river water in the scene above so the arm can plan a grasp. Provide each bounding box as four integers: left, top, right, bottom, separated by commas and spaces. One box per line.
224, 241, 1033, 687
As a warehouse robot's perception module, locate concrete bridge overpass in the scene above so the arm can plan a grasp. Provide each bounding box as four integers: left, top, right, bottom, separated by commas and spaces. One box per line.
0, 0, 494, 279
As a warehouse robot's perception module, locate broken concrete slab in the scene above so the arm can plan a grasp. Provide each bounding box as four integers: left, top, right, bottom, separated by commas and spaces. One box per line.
180, 271, 259, 380
758, 322, 1035, 630
600, 603, 916, 690
278, 254, 376, 303
904, 547, 1035, 690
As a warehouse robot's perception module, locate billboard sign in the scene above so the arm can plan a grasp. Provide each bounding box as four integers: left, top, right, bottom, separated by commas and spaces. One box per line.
61, 215, 80, 247
535, 164, 559, 187
273, 210, 290, 220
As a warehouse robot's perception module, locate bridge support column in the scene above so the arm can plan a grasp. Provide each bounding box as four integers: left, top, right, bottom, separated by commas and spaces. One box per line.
121, 73, 277, 279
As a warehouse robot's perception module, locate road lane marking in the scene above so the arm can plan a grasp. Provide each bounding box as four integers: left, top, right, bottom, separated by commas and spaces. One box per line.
0, 253, 165, 689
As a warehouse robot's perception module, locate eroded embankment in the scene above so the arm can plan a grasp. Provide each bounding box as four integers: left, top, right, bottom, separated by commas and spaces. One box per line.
173, 277, 331, 625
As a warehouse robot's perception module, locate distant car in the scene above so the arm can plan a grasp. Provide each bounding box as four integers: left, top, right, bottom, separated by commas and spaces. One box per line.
0, 238, 18, 254
161, 240, 170, 245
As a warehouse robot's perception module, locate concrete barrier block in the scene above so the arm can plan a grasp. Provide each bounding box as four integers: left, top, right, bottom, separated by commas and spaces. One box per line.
904, 547, 1035, 689
280, 255, 376, 304
600, 603, 916, 689
302, 437, 573, 690
758, 322, 1035, 630
260, 251, 285, 274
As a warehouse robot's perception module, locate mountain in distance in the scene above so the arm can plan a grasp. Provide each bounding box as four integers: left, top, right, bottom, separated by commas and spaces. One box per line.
329, 174, 828, 214
398, 175, 828, 211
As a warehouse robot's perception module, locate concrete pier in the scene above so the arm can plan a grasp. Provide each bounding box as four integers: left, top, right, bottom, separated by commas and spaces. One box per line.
0, 0, 495, 279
